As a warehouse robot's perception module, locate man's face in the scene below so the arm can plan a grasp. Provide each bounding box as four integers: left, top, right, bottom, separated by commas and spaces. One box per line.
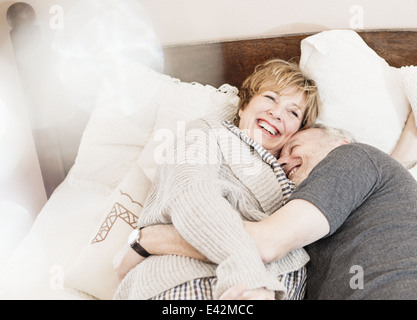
278, 128, 340, 186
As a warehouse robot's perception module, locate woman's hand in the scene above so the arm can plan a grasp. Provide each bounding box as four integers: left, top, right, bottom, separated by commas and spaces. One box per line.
391, 112, 417, 166
219, 284, 275, 300
113, 244, 146, 283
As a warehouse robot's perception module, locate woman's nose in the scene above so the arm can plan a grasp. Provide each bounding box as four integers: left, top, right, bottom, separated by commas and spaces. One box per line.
268, 105, 282, 120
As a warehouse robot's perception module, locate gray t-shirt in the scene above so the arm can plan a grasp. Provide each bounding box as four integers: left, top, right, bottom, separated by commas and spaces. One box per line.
289, 143, 417, 299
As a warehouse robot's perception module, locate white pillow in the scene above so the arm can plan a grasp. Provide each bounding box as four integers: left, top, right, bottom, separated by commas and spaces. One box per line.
137, 83, 239, 181
0, 202, 33, 269
300, 30, 410, 154
0, 179, 106, 300
401, 66, 417, 124
67, 63, 161, 194
68, 62, 239, 193
65, 164, 151, 300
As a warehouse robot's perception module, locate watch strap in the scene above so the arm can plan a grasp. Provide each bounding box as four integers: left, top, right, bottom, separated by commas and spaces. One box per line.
130, 228, 151, 258
131, 241, 151, 258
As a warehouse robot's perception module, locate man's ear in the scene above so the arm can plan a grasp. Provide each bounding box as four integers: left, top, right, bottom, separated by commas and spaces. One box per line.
337, 138, 350, 146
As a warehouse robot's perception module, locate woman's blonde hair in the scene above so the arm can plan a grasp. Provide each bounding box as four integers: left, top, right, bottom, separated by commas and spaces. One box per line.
235, 59, 321, 129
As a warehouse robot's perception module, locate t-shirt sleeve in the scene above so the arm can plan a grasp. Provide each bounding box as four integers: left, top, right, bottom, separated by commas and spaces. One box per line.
288, 144, 380, 236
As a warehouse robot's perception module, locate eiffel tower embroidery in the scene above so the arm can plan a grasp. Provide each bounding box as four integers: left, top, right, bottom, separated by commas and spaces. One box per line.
91, 191, 142, 244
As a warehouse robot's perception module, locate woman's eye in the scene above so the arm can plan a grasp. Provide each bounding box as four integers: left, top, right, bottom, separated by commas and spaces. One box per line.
265, 95, 275, 102
291, 111, 299, 118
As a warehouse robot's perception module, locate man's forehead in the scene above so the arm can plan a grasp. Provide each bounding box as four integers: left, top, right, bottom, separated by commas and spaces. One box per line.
286, 128, 322, 147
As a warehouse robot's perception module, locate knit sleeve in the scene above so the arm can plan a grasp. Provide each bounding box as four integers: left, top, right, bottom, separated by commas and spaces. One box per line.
149, 119, 286, 298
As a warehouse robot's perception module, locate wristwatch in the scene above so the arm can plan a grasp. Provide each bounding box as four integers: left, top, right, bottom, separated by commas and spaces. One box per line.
128, 228, 151, 258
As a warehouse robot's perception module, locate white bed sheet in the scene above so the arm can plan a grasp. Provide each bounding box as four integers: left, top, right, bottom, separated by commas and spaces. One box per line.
0, 174, 106, 300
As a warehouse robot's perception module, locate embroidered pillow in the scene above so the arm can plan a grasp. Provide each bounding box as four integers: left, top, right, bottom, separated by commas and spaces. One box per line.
65, 164, 151, 300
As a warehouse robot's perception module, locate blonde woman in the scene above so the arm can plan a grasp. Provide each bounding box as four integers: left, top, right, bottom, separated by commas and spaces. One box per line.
114, 59, 321, 300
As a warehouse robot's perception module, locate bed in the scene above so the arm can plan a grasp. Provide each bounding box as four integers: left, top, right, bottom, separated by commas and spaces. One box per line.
1, 2, 417, 300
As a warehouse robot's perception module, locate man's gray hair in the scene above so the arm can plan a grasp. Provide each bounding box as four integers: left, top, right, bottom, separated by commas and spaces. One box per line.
310, 123, 357, 143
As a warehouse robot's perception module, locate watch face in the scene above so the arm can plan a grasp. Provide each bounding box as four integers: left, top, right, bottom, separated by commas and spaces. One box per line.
128, 228, 140, 245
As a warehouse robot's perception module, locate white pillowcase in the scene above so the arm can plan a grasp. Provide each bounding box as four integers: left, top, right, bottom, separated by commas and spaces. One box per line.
300, 30, 411, 154
65, 164, 151, 300
137, 83, 239, 181
401, 66, 417, 124
67, 62, 160, 194
68, 62, 239, 193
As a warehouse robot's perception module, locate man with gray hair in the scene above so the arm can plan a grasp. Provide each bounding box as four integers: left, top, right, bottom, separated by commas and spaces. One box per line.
116, 124, 417, 300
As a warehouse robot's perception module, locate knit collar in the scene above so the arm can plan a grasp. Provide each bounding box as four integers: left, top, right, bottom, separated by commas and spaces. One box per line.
222, 120, 295, 203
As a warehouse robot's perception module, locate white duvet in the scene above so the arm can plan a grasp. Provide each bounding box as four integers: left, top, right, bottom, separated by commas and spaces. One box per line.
0, 176, 103, 300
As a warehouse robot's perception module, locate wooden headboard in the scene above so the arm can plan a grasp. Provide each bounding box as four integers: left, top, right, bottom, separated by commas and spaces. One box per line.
163, 30, 417, 89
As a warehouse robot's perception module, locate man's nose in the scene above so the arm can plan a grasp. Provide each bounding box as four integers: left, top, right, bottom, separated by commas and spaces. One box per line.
277, 156, 289, 167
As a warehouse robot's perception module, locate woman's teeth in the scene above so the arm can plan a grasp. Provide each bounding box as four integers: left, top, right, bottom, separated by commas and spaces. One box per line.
258, 120, 278, 136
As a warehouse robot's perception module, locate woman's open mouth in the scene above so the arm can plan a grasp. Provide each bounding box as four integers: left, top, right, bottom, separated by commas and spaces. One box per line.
256, 119, 280, 137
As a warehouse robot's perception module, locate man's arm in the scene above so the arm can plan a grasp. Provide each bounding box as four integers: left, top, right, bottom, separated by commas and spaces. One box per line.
114, 224, 208, 283
140, 224, 208, 261
132, 199, 329, 264
244, 199, 330, 263
115, 199, 329, 281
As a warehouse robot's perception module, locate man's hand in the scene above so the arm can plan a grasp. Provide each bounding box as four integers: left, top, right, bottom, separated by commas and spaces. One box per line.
113, 244, 146, 283
219, 284, 275, 300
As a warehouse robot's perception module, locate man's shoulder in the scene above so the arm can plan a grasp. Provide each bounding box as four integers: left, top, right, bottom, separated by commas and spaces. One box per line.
328, 142, 413, 182
334, 142, 386, 156
331, 142, 394, 165
308, 143, 386, 184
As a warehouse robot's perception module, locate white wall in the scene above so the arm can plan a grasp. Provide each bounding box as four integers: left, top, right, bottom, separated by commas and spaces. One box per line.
11, 0, 417, 46
139, 0, 417, 45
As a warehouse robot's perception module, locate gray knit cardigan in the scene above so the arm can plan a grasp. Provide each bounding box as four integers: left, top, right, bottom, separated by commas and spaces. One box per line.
114, 119, 309, 300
